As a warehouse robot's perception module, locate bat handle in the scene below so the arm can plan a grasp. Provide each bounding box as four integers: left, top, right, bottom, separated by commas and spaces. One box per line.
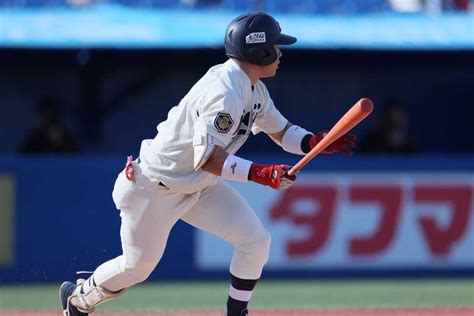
287, 143, 324, 177
288, 161, 303, 177
287, 168, 297, 177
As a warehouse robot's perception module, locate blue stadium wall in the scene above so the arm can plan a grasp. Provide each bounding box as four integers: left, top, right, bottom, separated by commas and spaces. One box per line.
0, 155, 473, 283
1, 11, 474, 283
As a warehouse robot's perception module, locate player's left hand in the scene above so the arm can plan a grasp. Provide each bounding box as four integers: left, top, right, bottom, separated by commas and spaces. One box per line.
310, 131, 356, 155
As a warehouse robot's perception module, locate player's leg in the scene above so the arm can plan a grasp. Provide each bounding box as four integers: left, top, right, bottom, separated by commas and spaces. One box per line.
61, 164, 198, 315
181, 179, 271, 316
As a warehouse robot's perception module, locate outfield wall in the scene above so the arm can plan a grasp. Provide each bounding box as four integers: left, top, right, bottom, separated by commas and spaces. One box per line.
0, 155, 473, 283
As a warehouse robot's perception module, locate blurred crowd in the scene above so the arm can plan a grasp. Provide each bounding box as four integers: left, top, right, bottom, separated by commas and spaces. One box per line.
19, 96, 420, 156
3, 0, 471, 155
20, 96, 78, 154
390, 0, 469, 12
1, 0, 472, 13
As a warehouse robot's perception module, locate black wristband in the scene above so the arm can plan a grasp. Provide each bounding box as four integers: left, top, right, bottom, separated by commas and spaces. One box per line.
301, 134, 313, 154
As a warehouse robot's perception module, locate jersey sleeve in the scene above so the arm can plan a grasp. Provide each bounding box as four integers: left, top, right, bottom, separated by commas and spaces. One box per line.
193, 92, 242, 148
251, 82, 288, 135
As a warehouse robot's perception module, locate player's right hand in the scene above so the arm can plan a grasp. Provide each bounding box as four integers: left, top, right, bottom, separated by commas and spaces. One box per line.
249, 163, 296, 190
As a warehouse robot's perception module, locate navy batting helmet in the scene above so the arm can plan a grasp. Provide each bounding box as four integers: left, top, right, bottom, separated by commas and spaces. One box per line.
224, 12, 297, 66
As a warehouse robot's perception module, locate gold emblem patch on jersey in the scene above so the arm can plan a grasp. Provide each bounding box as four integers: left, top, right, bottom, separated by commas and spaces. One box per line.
214, 112, 234, 133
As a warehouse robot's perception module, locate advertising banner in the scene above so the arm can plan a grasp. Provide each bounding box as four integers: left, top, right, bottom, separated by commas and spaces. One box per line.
0, 175, 15, 267
197, 173, 474, 270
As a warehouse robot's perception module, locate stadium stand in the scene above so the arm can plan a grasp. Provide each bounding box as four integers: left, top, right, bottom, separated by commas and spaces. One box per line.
0, 0, 473, 154
1, 0, 472, 12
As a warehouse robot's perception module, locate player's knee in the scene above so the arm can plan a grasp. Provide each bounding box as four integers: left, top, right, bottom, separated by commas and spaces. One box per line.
254, 229, 271, 263
239, 228, 271, 265
120, 258, 156, 285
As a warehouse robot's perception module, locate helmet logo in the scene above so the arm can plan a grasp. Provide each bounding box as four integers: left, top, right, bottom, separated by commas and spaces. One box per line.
246, 32, 266, 44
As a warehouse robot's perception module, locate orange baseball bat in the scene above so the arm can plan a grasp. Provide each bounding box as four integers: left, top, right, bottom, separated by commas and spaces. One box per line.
287, 98, 373, 176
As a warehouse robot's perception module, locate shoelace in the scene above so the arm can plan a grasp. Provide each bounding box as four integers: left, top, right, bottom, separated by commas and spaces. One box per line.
76, 271, 94, 275
75, 271, 94, 286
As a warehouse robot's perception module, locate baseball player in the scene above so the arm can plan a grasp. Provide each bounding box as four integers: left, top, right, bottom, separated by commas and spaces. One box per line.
60, 12, 356, 316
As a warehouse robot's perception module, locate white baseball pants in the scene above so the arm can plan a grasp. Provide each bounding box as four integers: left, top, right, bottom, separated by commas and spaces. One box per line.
93, 162, 271, 292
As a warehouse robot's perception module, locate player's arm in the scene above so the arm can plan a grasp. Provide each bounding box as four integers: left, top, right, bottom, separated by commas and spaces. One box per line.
267, 121, 292, 146
200, 145, 295, 190
268, 122, 356, 156
201, 146, 228, 176
254, 82, 355, 155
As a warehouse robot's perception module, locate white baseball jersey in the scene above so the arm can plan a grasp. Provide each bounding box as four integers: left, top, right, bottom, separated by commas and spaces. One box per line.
139, 59, 288, 193
90, 59, 285, 293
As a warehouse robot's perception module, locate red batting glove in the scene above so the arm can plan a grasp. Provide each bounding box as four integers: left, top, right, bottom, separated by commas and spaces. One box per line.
310, 131, 356, 155
125, 156, 136, 183
249, 163, 296, 190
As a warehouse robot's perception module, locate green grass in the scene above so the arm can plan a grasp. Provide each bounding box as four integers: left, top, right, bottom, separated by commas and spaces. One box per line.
0, 280, 473, 311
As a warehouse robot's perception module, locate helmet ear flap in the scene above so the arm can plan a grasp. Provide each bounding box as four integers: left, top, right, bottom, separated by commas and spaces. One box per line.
227, 29, 234, 42
248, 46, 277, 66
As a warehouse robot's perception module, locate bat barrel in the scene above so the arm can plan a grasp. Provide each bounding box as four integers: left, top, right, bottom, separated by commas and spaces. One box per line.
287, 98, 373, 177
359, 98, 374, 114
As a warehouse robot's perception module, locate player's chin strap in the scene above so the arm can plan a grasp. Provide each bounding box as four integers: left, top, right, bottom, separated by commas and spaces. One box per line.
66, 272, 126, 315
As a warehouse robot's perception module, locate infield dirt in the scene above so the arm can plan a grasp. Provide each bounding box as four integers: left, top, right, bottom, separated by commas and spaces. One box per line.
4, 307, 474, 316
